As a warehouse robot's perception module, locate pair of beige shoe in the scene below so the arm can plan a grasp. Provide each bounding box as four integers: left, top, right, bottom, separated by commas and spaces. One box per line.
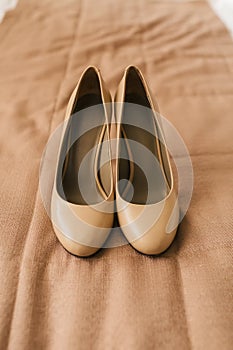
51, 66, 179, 257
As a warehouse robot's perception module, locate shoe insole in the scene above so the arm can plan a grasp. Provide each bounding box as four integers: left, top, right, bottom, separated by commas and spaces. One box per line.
119, 94, 169, 204
57, 94, 110, 205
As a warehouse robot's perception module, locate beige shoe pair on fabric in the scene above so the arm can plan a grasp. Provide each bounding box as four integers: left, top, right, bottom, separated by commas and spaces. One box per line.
51, 66, 179, 257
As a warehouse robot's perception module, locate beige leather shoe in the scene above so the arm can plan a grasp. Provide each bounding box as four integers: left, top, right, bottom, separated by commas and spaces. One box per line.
51, 66, 114, 257
115, 66, 179, 255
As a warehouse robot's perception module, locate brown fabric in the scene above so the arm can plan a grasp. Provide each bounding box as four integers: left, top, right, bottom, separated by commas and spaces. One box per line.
0, 0, 233, 349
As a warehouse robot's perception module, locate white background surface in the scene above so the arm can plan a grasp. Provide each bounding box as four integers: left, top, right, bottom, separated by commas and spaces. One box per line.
209, 0, 233, 37
0, 0, 18, 22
